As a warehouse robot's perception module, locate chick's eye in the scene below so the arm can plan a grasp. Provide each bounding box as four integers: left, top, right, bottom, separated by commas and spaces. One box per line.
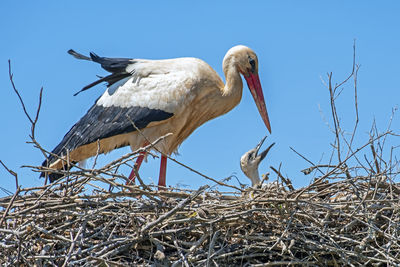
247, 153, 252, 161
249, 58, 256, 73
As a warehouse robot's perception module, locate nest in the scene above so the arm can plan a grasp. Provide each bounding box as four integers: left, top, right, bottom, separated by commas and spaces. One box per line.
0, 165, 399, 266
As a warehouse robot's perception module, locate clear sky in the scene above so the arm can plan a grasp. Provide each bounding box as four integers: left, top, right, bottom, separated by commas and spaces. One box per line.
1, 1, 399, 196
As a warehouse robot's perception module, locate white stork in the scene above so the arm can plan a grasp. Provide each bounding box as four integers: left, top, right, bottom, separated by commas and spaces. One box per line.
41, 45, 272, 188
240, 136, 275, 187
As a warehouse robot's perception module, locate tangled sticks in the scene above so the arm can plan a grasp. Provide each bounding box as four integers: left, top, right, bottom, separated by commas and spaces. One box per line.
0, 165, 399, 266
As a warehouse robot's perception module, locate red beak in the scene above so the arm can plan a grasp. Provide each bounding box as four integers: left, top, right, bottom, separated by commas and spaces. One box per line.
244, 73, 272, 133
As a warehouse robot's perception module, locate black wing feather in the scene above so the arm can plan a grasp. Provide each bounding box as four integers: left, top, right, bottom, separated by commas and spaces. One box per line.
42, 104, 173, 175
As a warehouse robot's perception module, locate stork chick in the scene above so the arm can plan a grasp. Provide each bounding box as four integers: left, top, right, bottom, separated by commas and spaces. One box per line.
240, 136, 275, 187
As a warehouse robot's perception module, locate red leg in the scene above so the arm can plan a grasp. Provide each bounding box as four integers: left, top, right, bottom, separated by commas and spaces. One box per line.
158, 155, 167, 190
127, 151, 147, 185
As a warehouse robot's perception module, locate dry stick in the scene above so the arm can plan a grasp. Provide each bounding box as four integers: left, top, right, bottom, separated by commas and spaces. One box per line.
168, 156, 242, 191
140, 185, 208, 233
335, 44, 360, 162
363, 154, 375, 174
91, 139, 101, 170
269, 211, 295, 251
86, 257, 127, 267
370, 141, 381, 174
381, 107, 398, 161
173, 239, 190, 267
289, 147, 324, 175
8, 60, 46, 159
301, 165, 338, 175
346, 64, 360, 158
328, 72, 342, 164
335, 40, 357, 93
295, 131, 393, 200
0, 160, 19, 190
206, 230, 220, 267
331, 45, 362, 180
132, 167, 151, 192
326, 137, 337, 177
29, 86, 43, 141
8, 60, 55, 187
62, 219, 87, 267
0, 186, 20, 227
270, 166, 294, 191
342, 133, 370, 174
8, 60, 35, 125
187, 233, 208, 253
326, 43, 356, 166
337, 64, 362, 171
131, 167, 162, 204
126, 116, 243, 192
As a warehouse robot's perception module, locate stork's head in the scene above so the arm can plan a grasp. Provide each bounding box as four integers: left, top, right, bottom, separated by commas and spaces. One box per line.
224, 45, 272, 133
240, 136, 275, 186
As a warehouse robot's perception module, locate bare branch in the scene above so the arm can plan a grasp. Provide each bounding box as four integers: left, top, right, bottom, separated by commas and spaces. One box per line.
0, 160, 19, 190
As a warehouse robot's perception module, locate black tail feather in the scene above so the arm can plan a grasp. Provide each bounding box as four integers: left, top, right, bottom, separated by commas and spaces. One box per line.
68, 49, 135, 74
89, 52, 134, 73
68, 49, 134, 96
73, 72, 131, 96
68, 49, 92, 61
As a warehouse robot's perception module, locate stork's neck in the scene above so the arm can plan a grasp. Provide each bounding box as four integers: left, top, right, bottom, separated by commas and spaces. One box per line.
222, 54, 243, 103
246, 168, 260, 187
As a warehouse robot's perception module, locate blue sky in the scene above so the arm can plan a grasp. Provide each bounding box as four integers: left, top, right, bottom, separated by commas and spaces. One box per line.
1, 1, 399, 196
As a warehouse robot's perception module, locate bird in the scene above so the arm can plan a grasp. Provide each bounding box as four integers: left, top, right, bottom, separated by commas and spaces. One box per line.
240, 136, 275, 187
41, 45, 272, 188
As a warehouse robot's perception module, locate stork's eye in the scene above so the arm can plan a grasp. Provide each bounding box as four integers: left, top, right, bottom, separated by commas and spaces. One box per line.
249, 58, 256, 73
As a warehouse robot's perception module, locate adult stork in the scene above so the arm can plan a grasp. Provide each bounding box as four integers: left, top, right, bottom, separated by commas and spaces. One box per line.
41, 45, 272, 188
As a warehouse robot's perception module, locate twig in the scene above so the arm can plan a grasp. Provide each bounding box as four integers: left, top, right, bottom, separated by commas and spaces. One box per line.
62, 219, 87, 267
140, 185, 208, 233
0, 160, 19, 190
206, 230, 220, 267
8, 60, 46, 160
270, 166, 294, 191
0, 186, 20, 226
289, 147, 324, 175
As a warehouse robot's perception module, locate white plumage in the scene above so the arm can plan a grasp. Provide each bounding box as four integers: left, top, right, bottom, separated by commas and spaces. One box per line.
97, 58, 205, 112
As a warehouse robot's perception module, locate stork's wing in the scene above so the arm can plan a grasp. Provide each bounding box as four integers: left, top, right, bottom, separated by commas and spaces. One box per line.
42, 103, 172, 169
42, 51, 198, 172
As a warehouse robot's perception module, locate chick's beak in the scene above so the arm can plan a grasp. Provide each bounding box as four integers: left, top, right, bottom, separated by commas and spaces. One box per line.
254, 135, 275, 163
257, 142, 275, 163
255, 136, 268, 154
